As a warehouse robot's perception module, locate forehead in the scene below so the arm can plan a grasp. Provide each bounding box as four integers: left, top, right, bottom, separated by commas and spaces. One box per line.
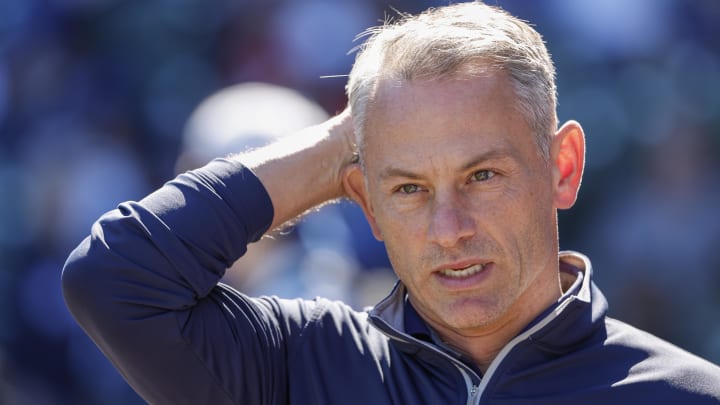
367, 71, 517, 128
362, 72, 533, 170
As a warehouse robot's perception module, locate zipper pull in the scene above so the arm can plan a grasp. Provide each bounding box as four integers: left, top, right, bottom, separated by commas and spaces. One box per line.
469, 384, 479, 402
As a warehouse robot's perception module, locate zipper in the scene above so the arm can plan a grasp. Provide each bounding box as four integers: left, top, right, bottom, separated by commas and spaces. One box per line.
472, 297, 577, 400
371, 319, 483, 401
456, 365, 481, 405
371, 295, 577, 404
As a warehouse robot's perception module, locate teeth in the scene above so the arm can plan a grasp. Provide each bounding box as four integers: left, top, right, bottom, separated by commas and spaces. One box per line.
439, 264, 484, 278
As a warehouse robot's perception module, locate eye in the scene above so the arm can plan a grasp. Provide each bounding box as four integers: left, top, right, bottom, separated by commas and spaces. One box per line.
470, 170, 495, 182
397, 184, 421, 194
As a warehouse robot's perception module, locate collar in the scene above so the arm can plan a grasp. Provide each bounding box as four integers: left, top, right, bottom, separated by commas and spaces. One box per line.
403, 296, 433, 342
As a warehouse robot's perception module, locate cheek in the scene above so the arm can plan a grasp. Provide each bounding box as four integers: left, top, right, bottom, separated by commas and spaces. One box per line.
373, 194, 426, 237
376, 213, 423, 250
476, 181, 554, 246
508, 187, 557, 255
374, 210, 427, 265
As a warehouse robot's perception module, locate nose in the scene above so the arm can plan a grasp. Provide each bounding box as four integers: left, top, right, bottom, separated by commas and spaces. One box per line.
428, 192, 476, 248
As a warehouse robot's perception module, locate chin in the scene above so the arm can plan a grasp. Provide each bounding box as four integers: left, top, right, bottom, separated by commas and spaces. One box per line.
441, 307, 500, 330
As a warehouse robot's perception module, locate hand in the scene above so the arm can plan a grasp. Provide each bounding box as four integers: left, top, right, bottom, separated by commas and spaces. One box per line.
321, 107, 359, 196
237, 106, 359, 230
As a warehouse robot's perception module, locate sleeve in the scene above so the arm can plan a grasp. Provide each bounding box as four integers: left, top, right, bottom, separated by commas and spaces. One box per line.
61, 158, 299, 405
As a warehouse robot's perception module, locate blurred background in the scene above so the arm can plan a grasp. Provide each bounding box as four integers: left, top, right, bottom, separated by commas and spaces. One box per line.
0, 0, 719, 403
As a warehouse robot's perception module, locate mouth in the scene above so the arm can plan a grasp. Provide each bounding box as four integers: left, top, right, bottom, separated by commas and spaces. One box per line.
437, 263, 486, 278
433, 260, 494, 290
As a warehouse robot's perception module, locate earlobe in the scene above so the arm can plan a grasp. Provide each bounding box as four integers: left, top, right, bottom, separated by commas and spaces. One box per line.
551, 120, 585, 209
342, 165, 384, 241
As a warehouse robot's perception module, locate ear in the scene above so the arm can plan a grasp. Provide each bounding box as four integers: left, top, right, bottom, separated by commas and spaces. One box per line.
551, 120, 585, 209
343, 164, 384, 241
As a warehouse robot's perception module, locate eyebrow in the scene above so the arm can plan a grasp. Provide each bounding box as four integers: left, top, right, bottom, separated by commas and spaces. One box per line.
460, 149, 514, 171
378, 148, 514, 181
378, 166, 423, 181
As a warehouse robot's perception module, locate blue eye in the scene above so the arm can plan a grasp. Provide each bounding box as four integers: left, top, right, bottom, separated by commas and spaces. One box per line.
398, 184, 421, 194
471, 170, 495, 182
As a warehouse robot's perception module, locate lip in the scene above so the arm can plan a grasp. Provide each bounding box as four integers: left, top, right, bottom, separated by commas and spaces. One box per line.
433, 260, 494, 291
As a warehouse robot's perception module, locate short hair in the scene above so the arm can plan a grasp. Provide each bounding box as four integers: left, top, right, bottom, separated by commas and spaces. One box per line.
346, 1, 557, 161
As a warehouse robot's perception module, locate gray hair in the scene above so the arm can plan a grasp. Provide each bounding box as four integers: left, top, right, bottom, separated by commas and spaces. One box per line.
346, 2, 557, 161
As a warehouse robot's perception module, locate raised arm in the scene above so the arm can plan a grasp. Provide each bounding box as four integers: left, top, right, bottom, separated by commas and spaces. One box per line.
61, 109, 356, 404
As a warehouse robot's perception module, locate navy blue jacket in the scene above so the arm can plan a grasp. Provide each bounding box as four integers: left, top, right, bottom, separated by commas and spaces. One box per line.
62, 158, 720, 404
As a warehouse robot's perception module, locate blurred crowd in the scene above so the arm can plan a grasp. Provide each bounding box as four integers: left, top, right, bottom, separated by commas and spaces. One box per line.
0, 0, 718, 403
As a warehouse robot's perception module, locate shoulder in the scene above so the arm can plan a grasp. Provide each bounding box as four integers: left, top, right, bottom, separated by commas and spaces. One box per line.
604, 317, 717, 370
256, 294, 392, 362
252, 294, 377, 335
603, 317, 720, 401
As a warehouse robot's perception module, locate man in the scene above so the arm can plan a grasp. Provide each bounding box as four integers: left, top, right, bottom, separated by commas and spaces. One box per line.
62, 2, 720, 404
